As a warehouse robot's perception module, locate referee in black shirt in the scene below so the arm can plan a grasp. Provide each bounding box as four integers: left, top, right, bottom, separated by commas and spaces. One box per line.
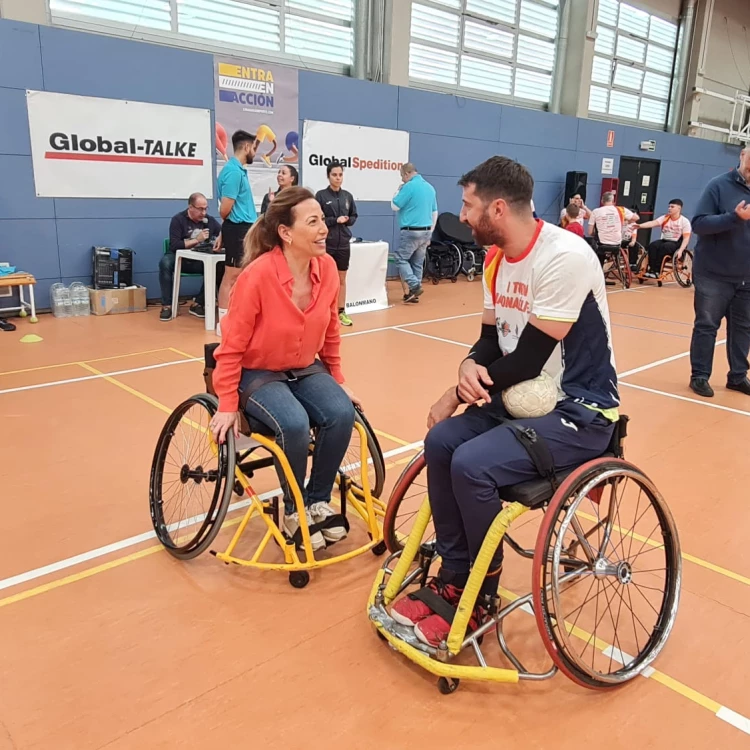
316, 162, 358, 326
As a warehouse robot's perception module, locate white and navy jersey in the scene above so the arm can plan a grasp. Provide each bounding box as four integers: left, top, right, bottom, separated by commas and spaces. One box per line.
483, 221, 619, 420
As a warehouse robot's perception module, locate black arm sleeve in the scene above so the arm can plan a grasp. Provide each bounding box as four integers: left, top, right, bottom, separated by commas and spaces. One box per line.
486, 323, 559, 396
465, 323, 502, 367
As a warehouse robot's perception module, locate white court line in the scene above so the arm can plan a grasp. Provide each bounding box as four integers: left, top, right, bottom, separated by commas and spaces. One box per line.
619, 382, 750, 419
0, 440, 424, 593
0, 312, 483, 396
618, 339, 726, 378
716, 707, 750, 736
394, 327, 470, 348
0, 357, 201, 396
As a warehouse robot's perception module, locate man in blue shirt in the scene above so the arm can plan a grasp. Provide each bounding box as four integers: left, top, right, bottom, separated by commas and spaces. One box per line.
689, 148, 750, 398
215, 129, 258, 335
392, 163, 438, 303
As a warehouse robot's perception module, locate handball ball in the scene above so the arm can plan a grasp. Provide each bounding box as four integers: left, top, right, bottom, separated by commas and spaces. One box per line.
502, 372, 558, 419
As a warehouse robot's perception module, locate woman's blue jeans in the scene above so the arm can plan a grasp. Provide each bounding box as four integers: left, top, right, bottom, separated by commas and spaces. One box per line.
240, 369, 355, 513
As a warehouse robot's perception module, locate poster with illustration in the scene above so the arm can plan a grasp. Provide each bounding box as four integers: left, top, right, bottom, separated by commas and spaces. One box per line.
214, 56, 299, 209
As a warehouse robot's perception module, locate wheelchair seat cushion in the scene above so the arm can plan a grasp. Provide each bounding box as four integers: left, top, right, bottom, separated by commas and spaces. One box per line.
500, 453, 614, 509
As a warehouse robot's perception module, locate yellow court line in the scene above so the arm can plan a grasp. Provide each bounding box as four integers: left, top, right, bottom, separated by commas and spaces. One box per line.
77, 362, 174, 416
374, 429, 410, 447
0, 515, 244, 610
576, 510, 750, 588
168, 347, 200, 360
497, 585, 724, 716
0, 348, 174, 377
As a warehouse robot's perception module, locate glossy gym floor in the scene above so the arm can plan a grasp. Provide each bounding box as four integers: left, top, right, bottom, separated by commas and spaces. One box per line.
1, 278, 749, 749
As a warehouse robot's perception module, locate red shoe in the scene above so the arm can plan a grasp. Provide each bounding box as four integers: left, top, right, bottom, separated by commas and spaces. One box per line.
390, 577, 463, 627
414, 601, 488, 648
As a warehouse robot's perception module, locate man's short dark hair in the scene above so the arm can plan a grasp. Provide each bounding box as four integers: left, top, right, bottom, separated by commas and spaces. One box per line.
232, 129, 256, 151
669, 198, 683, 207
188, 192, 206, 206
327, 161, 344, 177
458, 156, 534, 209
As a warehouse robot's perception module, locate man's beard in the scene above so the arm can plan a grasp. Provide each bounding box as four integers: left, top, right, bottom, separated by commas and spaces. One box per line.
470, 211, 503, 247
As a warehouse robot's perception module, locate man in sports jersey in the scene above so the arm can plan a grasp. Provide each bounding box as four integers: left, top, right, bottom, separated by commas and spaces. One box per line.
637, 199, 692, 278
588, 192, 638, 265
390, 157, 619, 648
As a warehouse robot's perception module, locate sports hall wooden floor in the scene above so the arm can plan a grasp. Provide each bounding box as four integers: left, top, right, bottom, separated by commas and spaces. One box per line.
1, 278, 749, 749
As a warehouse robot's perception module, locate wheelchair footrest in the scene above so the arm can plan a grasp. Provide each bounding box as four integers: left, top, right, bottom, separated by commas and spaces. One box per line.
290, 514, 351, 549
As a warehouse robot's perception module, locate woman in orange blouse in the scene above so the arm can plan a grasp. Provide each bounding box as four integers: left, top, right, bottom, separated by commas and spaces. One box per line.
210, 187, 359, 551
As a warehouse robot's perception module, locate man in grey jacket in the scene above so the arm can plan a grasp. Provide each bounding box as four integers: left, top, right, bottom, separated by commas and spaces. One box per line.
316, 162, 358, 326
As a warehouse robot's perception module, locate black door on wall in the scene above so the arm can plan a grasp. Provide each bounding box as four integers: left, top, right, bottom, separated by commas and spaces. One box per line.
617, 157, 661, 247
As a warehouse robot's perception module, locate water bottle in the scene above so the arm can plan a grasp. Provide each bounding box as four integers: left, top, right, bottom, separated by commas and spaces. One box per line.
61, 286, 73, 317
70, 282, 89, 316
50, 283, 68, 318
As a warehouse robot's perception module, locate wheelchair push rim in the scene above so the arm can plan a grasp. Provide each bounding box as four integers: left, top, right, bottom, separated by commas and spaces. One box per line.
532, 458, 681, 689
149, 394, 235, 559
674, 250, 693, 288
340, 408, 386, 500
383, 450, 436, 553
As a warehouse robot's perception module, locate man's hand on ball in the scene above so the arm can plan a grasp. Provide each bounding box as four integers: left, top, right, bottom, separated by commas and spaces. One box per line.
457, 359, 493, 404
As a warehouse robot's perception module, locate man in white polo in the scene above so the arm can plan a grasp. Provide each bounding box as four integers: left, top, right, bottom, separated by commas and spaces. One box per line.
588, 191, 638, 265
637, 199, 692, 278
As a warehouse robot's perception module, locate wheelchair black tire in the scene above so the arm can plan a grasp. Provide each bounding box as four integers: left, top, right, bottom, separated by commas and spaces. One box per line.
532, 458, 681, 689
674, 250, 693, 288
149, 394, 236, 560
356, 409, 387, 499
383, 450, 430, 553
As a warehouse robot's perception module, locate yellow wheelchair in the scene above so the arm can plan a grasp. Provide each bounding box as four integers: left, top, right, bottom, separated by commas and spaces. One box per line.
149, 344, 387, 588
369, 416, 682, 694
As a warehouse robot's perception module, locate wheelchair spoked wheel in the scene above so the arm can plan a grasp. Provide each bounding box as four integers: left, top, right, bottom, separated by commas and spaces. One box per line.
674, 250, 693, 288
532, 458, 681, 689
149, 394, 235, 560
383, 451, 435, 553
616, 249, 631, 289
323, 409, 385, 501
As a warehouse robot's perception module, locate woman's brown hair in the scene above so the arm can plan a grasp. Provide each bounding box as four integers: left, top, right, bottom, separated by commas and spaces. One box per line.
242, 186, 316, 267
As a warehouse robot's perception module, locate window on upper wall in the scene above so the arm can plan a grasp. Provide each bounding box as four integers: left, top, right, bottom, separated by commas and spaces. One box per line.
408, 0, 561, 107
48, 0, 355, 69
588, 0, 678, 127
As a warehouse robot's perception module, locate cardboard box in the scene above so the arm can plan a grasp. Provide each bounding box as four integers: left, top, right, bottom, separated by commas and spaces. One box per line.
89, 285, 147, 316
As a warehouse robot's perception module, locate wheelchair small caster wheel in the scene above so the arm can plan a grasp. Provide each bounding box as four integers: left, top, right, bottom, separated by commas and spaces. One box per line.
637, 278, 644, 285
437, 677, 460, 695
376, 629, 387, 643
289, 571, 310, 589
657, 281, 663, 287
431, 278, 439, 285
466, 271, 476, 282
372, 541, 387, 556
450, 277, 458, 283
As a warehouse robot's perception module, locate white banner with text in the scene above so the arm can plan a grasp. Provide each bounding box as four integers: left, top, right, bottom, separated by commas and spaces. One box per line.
302, 120, 409, 201
27, 90, 213, 199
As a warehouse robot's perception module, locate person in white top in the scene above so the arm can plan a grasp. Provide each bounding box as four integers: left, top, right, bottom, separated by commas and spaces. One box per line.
559, 193, 591, 226
588, 192, 638, 264
637, 199, 692, 277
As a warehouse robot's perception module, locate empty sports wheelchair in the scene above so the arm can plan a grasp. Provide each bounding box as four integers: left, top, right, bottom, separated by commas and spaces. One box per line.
369, 415, 682, 694
149, 344, 387, 588
424, 213, 483, 285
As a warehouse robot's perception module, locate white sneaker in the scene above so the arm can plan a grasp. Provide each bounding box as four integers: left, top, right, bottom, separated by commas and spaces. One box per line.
309, 502, 347, 543
284, 510, 326, 551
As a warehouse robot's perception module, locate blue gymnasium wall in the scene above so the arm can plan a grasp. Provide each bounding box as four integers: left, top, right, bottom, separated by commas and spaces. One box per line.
0, 18, 742, 308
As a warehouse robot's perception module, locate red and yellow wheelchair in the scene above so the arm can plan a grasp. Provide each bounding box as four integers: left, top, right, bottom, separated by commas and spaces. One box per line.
369, 416, 682, 694
149, 344, 387, 588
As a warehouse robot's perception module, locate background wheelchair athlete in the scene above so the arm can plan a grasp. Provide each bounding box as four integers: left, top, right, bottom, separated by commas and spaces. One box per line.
210, 186, 361, 552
